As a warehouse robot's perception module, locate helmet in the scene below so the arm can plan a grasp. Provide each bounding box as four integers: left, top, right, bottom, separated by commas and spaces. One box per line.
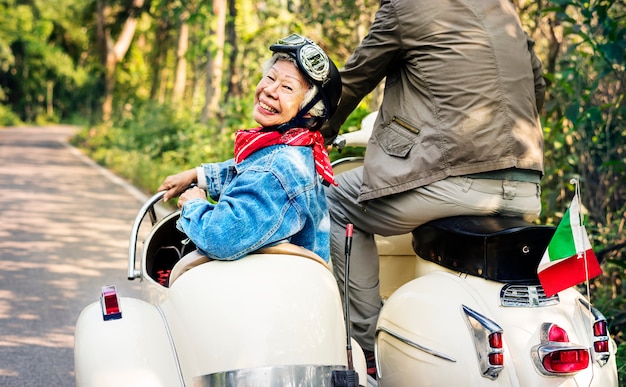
269, 34, 342, 131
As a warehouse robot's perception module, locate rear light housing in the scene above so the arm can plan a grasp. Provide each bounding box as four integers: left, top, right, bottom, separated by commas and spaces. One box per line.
462, 305, 504, 380
100, 285, 122, 321
578, 298, 612, 366
532, 323, 590, 375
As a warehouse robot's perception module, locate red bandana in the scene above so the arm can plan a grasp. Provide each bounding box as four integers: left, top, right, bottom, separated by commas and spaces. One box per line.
234, 126, 337, 186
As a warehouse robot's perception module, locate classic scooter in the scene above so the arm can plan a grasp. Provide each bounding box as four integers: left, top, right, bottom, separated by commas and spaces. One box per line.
74, 112, 618, 387
332, 112, 619, 386
74, 191, 367, 386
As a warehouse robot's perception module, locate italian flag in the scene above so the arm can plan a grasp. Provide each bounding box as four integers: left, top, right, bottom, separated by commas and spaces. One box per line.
537, 192, 602, 297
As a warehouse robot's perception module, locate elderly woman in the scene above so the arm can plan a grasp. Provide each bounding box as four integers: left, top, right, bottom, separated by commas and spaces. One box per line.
158, 34, 342, 263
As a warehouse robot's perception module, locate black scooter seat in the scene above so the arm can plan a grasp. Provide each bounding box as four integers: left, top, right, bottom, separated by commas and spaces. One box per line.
412, 216, 555, 283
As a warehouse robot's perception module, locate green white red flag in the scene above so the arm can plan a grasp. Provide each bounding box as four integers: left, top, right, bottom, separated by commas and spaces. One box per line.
537, 191, 602, 297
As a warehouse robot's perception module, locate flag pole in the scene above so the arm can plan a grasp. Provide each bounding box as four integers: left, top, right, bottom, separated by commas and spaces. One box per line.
571, 177, 593, 305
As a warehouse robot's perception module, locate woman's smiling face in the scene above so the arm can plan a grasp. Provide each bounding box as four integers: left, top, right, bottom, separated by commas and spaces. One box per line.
253, 59, 310, 127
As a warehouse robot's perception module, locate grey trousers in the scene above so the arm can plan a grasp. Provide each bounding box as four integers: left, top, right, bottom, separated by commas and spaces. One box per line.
325, 166, 541, 351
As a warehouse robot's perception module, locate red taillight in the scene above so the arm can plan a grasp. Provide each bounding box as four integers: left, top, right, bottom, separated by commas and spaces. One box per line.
542, 349, 589, 373
548, 324, 569, 342
487, 332, 503, 365
489, 332, 502, 349
100, 285, 122, 321
593, 320, 610, 354
593, 320, 607, 337
489, 352, 504, 366
533, 323, 590, 376
594, 340, 609, 353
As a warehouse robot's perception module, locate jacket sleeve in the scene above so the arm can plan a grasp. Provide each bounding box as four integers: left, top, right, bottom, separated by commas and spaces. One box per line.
196, 159, 236, 202
177, 168, 303, 260
321, 0, 402, 144
526, 33, 546, 112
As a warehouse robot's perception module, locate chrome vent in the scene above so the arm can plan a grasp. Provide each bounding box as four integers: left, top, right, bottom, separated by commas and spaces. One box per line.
500, 284, 559, 307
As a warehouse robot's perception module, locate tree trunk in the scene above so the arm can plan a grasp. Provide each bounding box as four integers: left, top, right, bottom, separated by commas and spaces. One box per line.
200, 0, 227, 123
97, 0, 145, 123
172, 11, 190, 107
225, 0, 241, 102
150, 14, 171, 103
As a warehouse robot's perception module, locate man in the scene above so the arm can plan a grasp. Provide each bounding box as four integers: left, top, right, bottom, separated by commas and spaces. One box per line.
321, 0, 546, 377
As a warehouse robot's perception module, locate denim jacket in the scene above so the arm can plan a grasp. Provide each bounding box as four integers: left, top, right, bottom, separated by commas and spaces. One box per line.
176, 144, 330, 261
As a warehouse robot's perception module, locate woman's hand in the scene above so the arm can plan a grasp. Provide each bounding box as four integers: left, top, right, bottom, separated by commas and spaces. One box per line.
177, 186, 207, 209
157, 169, 197, 202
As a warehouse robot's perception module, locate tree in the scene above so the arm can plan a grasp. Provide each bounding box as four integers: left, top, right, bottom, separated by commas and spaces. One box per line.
96, 0, 146, 122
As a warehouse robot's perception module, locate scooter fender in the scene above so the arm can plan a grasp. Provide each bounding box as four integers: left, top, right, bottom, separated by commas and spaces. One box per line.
376, 271, 518, 386
376, 270, 618, 386
74, 297, 182, 387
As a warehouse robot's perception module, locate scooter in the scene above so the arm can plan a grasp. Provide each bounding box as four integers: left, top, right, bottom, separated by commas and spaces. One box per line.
74, 191, 368, 386
73, 111, 619, 387
332, 111, 619, 386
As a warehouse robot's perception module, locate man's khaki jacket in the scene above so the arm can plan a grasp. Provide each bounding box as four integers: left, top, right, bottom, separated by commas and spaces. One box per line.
322, 0, 546, 202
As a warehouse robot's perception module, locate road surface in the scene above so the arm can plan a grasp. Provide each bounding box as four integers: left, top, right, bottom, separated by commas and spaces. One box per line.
0, 125, 147, 386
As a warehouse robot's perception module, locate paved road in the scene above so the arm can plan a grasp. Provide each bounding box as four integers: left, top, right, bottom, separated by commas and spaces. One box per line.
0, 126, 147, 386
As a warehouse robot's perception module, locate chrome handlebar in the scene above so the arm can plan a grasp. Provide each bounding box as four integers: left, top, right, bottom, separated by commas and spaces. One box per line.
127, 191, 168, 280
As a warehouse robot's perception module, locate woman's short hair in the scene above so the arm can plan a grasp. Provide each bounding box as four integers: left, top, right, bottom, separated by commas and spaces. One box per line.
262, 53, 325, 118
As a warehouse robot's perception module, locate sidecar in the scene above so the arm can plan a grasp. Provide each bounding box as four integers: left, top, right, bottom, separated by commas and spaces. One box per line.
74, 191, 367, 386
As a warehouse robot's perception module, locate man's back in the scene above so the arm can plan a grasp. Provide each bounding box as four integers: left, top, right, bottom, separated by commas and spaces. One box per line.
330, 0, 546, 201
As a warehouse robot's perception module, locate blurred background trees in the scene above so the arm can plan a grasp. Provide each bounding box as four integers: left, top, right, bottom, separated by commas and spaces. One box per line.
0, 0, 624, 382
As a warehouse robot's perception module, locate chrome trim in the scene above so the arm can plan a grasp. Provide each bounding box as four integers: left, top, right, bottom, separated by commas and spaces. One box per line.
128, 191, 167, 280
577, 298, 611, 366
462, 305, 504, 380
156, 305, 186, 386
192, 365, 346, 386
376, 326, 456, 362
500, 283, 559, 307
330, 156, 364, 167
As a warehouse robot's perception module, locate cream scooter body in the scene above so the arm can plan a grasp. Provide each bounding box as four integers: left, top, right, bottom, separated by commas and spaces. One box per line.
333, 112, 619, 387
74, 194, 368, 386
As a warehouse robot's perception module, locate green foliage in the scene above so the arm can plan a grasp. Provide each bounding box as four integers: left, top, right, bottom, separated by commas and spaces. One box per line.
72, 98, 249, 192
0, 0, 98, 123
538, 1, 625, 382
0, 104, 23, 126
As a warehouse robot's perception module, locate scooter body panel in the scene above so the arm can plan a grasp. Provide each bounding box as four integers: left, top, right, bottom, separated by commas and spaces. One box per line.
376, 263, 619, 386
74, 297, 183, 387
159, 253, 349, 383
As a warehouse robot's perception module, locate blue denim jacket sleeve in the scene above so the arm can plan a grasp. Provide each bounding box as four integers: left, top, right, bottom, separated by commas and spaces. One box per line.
176, 146, 329, 261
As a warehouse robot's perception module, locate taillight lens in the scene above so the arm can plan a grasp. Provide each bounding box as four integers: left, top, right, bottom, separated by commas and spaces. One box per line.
489, 353, 504, 366
594, 340, 609, 353
542, 349, 589, 373
488, 332, 503, 365
548, 324, 569, 342
489, 332, 502, 349
592, 320, 610, 358
593, 320, 607, 336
